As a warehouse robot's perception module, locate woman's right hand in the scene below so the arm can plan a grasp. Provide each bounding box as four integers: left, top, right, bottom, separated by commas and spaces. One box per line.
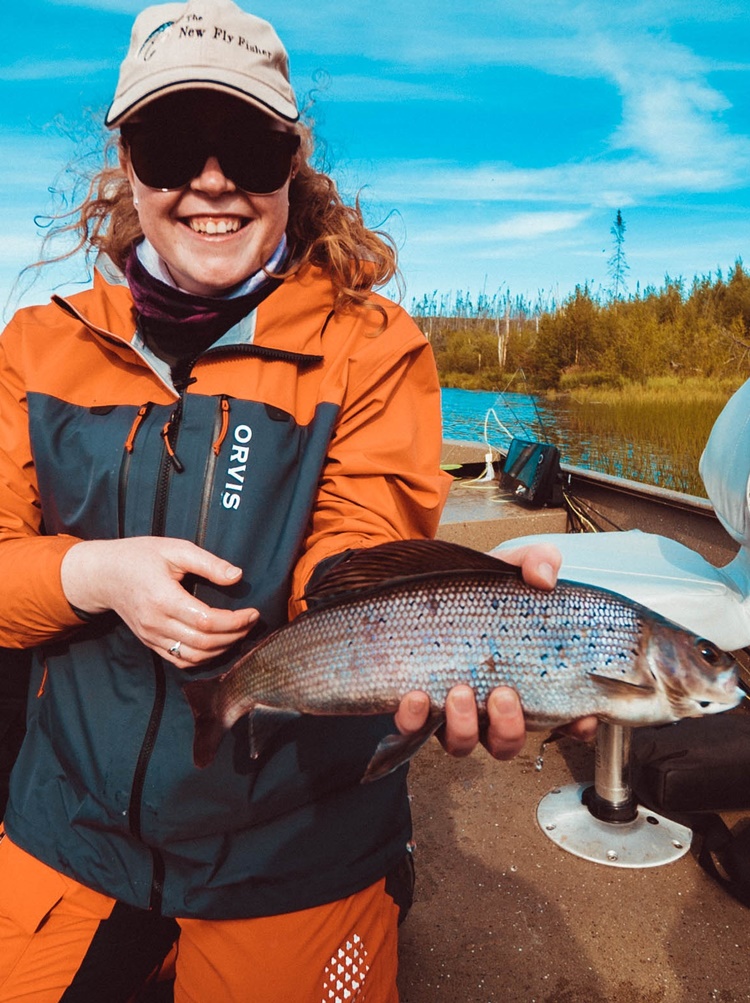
60, 537, 259, 667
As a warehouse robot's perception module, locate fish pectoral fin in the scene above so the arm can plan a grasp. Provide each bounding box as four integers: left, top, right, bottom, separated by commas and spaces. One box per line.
361, 715, 445, 784
588, 663, 656, 692
248, 706, 302, 760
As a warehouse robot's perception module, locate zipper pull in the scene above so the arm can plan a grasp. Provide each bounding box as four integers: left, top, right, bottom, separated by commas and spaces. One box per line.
212, 396, 231, 456
160, 418, 185, 473
124, 403, 152, 453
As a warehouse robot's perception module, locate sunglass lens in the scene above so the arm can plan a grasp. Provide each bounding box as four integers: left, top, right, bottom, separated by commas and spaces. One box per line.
221, 133, 300, 193
127, 126, 202, 189
125, 124, 299, 194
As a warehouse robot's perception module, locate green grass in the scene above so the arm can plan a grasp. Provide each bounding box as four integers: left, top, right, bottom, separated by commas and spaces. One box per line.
543, 377, 743, 496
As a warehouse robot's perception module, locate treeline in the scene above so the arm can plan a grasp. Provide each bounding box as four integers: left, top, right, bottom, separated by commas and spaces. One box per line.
411, 260, 750, 390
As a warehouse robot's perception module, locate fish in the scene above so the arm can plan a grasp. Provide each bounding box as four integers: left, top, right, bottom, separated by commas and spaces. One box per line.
183, 538, 743, 782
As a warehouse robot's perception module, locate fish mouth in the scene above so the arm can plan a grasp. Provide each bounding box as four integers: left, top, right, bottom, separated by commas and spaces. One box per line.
675, 683, 745, 717
646, 623, 743, 718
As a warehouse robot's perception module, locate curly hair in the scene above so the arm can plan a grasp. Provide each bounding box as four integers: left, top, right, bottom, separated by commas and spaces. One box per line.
31, 120, 401, 322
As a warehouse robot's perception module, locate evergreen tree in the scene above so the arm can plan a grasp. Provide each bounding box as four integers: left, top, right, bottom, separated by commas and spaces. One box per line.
608, 209, 629, 301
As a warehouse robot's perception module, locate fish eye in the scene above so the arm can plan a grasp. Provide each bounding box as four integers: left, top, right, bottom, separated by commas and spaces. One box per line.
695, 639, 721, 665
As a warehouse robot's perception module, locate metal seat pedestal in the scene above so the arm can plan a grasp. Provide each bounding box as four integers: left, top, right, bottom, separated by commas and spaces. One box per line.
536, 722, 692, 868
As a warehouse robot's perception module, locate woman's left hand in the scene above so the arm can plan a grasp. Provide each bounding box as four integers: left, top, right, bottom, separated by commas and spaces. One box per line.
393, 541, 598, 760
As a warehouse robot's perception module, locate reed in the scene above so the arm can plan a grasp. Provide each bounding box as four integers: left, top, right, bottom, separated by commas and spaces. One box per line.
546, 378, 742, 496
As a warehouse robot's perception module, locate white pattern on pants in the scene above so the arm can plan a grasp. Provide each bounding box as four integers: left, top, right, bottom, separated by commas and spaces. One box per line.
322, 932, 370, 1001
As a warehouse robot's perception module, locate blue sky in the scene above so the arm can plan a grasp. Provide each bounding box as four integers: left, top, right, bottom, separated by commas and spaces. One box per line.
2, 0, 749, 319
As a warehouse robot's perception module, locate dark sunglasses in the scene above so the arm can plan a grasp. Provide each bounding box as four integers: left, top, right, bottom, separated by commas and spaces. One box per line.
122, 120, 300, 194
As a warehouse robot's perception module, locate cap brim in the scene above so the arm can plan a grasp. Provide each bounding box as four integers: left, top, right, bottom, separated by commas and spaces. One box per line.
106, 76, 299, 128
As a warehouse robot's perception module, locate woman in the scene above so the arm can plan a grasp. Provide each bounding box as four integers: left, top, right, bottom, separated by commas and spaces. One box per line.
0, 1, 589, 999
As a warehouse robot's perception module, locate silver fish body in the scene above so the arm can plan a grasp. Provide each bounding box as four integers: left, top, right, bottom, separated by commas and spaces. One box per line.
184, 540, 742, 781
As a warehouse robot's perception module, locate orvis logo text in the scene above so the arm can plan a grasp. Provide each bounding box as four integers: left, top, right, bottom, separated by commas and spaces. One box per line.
221, 425, 252, 510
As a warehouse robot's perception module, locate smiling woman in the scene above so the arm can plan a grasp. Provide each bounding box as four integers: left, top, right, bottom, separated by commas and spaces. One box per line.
0, 1, 572, 1001
120, 91, 299, 296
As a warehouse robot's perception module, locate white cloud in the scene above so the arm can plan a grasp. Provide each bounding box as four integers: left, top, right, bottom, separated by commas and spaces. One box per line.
407, 211, 591, 246
287, 0, 750, 227
364, 142, 750, 209
486, 211, 591, 240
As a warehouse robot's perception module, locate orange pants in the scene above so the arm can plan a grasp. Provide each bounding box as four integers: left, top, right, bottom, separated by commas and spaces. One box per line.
0, 834, 400, 1002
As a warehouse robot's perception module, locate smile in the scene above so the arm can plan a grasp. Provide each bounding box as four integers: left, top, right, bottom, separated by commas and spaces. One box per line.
185, 217, 247, 235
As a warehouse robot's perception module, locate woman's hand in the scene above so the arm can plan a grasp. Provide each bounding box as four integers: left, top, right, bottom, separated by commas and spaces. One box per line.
61, 537, 259, 667
393, 541, 598, 759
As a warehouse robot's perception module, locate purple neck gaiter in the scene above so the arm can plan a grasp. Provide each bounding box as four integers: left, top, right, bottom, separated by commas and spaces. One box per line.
125, 247, 283, 364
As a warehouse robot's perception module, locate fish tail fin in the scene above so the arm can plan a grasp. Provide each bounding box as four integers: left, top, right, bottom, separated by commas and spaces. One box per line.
183, 676, 233, 769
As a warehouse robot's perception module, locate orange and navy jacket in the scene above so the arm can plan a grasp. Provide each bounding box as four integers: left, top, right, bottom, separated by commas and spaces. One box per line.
0, 259, 451, 919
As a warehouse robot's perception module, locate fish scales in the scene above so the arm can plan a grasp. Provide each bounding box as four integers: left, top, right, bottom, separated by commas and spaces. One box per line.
221, 576, 646, 724
184, 538, 742, 779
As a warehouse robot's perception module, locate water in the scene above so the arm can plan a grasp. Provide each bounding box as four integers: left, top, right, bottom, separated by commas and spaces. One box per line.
441, 388, 557, 452
441, 387, 704, 495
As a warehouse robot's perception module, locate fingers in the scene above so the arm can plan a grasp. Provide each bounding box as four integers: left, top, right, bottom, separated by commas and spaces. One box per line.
160, 606, 260, 667
396, 685, 595, 765
436, 685, 527, 760
395, 686, 485, 758
61, 537, 260, 667
558, 715, 598, 742
164, 544, 244, 589
394, 691, 431, 735
491, 542, 562, 591
396, 683, 524, 758
396, 687, 487, 758
483, 686, 527, 760
440, 685, 481, 757
137, 584, 260, 667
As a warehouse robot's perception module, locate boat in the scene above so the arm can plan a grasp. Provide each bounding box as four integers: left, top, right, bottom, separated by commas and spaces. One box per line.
395, 438, 750, 1002
439, 437, 738, 566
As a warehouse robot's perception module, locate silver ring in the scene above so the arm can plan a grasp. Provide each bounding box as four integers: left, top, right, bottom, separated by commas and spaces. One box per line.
168, 641, 182, 657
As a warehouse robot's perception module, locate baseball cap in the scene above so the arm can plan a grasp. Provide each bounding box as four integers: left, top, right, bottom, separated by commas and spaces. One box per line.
106, 0, 299, 128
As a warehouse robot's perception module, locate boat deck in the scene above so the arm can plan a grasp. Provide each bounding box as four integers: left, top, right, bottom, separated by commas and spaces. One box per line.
397, 446, 750, 1002
399, 731, 750, 1003
437, 440, 567, 551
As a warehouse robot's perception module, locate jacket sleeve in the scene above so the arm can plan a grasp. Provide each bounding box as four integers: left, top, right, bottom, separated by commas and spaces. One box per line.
0, 315, 86, 647
288, 304, 452, 618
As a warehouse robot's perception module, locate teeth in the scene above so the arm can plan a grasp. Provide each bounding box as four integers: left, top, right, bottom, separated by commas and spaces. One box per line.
189, 218, 242, 235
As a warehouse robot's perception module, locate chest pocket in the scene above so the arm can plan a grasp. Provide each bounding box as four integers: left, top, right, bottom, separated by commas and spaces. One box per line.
28, 394, 169, 540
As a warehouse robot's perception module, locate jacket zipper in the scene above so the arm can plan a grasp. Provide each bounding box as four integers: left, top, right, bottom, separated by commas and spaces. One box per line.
119, 403, 153, 539
152, 396, 185, 536
128, 382, 189, 912
129, 651, 168, 911
194, 395, 231, 553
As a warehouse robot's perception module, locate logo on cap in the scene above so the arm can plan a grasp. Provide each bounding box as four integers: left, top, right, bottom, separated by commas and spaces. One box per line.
137, 21, 176, 62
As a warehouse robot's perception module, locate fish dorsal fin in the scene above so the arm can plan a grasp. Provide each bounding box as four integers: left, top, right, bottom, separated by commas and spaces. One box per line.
306, 539, 519, 604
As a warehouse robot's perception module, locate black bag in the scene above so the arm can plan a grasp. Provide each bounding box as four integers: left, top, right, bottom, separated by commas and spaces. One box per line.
631, 714, 750, 815
500, 438, 563, 508
631, 712, 750, 908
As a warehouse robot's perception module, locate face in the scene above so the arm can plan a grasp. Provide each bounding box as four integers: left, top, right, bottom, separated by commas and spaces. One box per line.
122, 92, 297, 296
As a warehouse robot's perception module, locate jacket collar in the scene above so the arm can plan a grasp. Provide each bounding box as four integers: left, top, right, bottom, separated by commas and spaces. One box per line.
51, 253, 338, 387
